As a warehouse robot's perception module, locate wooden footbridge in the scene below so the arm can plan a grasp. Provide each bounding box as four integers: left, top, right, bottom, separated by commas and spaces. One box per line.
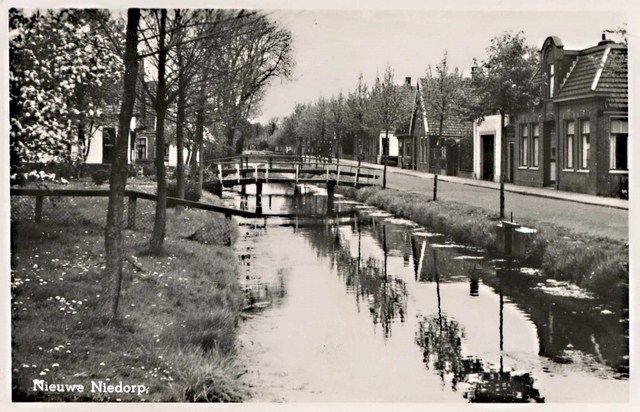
203, 154, 381, 215
205, 154, 381, 192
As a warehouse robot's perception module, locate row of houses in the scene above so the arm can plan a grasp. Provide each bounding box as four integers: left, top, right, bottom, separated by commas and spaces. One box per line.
78, 34, 627, 198
386, 34, 628, 198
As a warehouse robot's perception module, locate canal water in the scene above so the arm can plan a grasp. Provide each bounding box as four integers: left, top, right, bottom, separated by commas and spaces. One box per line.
226, 184, 628, 403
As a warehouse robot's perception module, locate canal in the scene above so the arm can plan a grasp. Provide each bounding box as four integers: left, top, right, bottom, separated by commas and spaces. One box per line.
225, 183, 628, 402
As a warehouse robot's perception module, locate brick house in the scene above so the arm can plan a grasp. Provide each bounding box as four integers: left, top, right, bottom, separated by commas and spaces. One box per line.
511, 35, 628, 198
394, 77, 473, 175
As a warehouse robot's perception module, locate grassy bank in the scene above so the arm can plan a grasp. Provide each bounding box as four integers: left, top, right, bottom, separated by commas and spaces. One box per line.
11, 185, 246, 401
339, 186, 628, 303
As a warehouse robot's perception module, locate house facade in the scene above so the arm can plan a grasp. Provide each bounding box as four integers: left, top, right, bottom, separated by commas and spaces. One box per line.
511, 35, 628, 198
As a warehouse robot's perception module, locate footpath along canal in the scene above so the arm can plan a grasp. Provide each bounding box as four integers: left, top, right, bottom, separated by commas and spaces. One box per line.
224, 184, 628, 402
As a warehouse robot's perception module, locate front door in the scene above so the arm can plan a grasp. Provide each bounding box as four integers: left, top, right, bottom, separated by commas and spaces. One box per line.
543, 121, 557, 186
481, 134, 494, 181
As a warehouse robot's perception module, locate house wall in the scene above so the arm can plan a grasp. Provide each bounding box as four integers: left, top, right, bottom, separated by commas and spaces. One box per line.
473, 114, 502, 182
512, 113, 544, 188
556, 99, 603, 195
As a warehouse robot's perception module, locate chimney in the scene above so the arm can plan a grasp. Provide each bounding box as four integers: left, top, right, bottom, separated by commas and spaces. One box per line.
471, 66, 479, 79
405, 77, 411, 86
599, 32, 614, 46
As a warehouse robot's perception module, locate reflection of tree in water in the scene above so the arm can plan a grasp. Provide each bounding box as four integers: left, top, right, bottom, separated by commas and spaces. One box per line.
302, 218, 408, 338
415, 248, 544, 403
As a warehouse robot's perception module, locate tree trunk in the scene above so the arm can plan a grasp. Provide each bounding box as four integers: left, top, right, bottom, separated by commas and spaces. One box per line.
149, 9, 168, 255
191, 72, 207, 191
175, 46, 187, 215
105, 8, 140, 320
383, 128, 388, 189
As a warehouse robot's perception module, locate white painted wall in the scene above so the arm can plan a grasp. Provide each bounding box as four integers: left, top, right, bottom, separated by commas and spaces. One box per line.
166, 145, 190, 167
473, 114, 502, 182
378, 130, 399, 163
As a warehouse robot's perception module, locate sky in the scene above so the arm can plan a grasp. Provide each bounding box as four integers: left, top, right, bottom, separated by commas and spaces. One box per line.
253, 8, 627, 123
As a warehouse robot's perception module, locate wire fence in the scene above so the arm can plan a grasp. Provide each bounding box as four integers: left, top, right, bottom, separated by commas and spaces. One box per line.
10, 191, 236, 247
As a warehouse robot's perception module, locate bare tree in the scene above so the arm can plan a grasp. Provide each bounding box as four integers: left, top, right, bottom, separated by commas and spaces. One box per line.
105, 8, 140, 320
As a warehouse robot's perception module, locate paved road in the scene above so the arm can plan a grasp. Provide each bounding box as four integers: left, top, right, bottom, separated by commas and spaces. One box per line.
380, 168, 629, 242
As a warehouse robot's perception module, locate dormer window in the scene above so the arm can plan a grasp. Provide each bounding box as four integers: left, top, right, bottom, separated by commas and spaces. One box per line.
548, 63, 555, 98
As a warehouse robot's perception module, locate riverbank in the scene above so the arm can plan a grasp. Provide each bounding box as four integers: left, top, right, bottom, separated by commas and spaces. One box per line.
338, 186, 628, 304
11, 186, 246, 401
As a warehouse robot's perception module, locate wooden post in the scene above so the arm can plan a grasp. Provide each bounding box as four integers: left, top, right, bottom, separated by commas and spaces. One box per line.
127, 195, 137, 230
218, 164, 222, 181
327, 180, 336, 214
433, 174, 438, 201
35, 195, 43, 223
236, 163, 240, 183
295, 164, 299, 182
224, 213, 232, 246
256, 181, 263, 216
254, 165, 258, 181
336, 164, 341, 184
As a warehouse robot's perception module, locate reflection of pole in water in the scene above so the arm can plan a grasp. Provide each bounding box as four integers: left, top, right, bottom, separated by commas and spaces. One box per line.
499, 288, 504, 372
434, 249, 442, 327
268, 194, 272, 210
383, 224, 388, 280
469, 266, 479, 297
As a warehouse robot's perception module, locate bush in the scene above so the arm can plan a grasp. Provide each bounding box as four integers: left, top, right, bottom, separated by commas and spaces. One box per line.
167, 180, 202, 204
91, 169, 110, 185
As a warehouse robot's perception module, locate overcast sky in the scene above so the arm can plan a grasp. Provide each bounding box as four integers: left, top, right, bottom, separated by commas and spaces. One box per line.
254, 8, 626, 123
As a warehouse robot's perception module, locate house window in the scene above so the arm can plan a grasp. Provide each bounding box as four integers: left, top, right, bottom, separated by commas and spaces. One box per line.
102, 127, 116, 164
565, 121, 575, 169
610, 118, 628, 171
532, 123, 540, 167
520, 125, 529, 166
549, 64, 555, 98
136, 137, 147, 160
579, 120, 590, 169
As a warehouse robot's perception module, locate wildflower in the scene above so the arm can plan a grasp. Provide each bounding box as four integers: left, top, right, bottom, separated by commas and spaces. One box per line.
99, 362, 105, 366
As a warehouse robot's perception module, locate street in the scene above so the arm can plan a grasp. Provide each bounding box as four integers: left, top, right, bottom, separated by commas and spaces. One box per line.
378, 167, 628, 242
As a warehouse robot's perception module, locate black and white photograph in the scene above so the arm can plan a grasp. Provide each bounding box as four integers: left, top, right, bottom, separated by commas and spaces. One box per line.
2, 0, 636, 408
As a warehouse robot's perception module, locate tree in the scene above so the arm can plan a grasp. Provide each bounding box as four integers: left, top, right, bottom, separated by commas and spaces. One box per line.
423, 51, 466, 172
469, 31, 540, 182
346, 73, 371, 161
212, 11, 294, 153
368, 65, 413, 188
104, 8, 140, 320
329, 92, 347, 164
9, 9, 122, 173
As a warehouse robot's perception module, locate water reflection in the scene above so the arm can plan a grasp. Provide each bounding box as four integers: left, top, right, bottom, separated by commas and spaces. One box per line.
301, 217, 409, 338
233, 185, 628, 402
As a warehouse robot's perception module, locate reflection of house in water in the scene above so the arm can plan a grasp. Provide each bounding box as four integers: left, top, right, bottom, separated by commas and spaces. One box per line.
495, 266, 629, 376
416, 314, 545, 403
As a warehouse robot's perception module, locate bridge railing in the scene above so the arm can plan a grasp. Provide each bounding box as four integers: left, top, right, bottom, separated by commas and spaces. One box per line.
204, 156, 381, 187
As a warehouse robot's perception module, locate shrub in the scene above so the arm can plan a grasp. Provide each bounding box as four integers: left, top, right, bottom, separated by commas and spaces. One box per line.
91, 169, 110, 185
167, 180, 202, 204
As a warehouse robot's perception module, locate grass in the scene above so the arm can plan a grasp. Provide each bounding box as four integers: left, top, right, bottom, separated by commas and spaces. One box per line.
11, 183, 246, 402
339, 186, 628, 303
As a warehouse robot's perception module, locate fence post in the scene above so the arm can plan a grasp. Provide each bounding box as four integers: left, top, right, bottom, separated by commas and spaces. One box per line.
127, 195, 137, 230
218, 164, 222, 181
35, 195, 43, 223
224, 213, 232, 246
